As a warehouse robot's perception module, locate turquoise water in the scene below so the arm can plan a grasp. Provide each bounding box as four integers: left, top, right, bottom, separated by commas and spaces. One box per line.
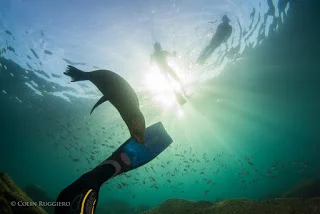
0, 0, 319, 213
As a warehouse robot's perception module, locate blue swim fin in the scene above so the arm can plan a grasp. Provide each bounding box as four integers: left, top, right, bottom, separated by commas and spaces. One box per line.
54, 122, 172, 214
105, 122, 173, 174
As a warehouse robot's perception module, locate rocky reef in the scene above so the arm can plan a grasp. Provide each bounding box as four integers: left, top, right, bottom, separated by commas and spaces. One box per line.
1, 170, 320, 214
24, 184, 55, 214
142, 198, 320, 214
283, 178, 320, 199
95, 198, 150, 214
0, 171, 47, 214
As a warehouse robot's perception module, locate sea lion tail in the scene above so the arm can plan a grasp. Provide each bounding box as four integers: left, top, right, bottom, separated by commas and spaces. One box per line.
64, 65, 88, 82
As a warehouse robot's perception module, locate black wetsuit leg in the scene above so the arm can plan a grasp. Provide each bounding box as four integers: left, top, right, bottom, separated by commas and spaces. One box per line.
197, 45, 211, 63
54, 164, 116, 214
197, 39, 220, 64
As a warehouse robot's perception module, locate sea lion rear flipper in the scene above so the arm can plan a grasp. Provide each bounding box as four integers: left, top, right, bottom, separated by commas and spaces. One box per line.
90, 96, 109, 114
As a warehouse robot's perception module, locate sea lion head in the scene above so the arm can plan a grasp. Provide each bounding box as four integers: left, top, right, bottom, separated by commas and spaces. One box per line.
128, 111, 146, 144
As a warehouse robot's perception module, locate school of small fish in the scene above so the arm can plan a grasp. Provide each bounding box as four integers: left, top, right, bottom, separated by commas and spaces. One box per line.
0, 17, 317, 201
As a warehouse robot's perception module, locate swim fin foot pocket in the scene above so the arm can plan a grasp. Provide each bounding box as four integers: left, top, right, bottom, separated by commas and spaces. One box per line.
55, 187, 98, 214
70, 189, 97, 214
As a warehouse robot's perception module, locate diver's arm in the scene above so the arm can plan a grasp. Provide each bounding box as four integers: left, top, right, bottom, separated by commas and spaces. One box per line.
164, 50, 176, 57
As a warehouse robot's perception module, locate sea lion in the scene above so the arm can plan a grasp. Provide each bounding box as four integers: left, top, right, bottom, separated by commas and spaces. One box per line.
64, 65, 145, 143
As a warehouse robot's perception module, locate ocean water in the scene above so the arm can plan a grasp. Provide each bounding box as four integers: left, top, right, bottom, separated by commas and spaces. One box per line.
0, 0, 319, 213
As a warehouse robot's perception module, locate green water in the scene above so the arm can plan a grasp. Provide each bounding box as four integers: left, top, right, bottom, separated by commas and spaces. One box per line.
0, 0, 319, 213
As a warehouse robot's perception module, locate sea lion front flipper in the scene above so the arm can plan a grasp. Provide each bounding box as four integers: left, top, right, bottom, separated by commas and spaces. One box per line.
90, 96, 109, 114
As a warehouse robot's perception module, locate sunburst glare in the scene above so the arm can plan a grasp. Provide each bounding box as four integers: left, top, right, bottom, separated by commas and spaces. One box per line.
144, 64, 185, 113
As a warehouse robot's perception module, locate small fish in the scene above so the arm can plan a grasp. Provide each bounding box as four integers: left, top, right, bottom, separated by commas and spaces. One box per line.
151, 166, 156, 173
4, 30, 12, 36
4, 30, 15, 40
7, 45, 16, 53
62, 58, 86, 66
30, 48, 39, 59
44, 50, 53, 55
150, 176, 156, 182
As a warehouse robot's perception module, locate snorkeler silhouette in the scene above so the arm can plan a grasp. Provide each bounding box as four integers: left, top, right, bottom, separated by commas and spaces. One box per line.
150, 42, 187, 98
196, 15, 232, 65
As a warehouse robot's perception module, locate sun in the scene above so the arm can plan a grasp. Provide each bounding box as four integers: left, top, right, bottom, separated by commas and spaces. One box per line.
144, 65, 180, 109
145, 65, 171, 92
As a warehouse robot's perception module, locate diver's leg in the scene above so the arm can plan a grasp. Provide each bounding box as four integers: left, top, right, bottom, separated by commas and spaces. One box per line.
198, 45, 218, 64
206, 42, 219, 56
197, 39, 220, 64
167, 68, 182, 85
196, 45, 211, 64
54, 162, 118, 214
167, 69, 187, 96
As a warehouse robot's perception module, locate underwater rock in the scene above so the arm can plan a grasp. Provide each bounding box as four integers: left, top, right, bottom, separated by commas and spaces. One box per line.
134, 204, 151, 213
283, 178, 320, 198
0, 171, 47, 214
142, 198, 320, 214
0, 195, 12, 214
101, 198, 134, 214
95, 200, 150, 214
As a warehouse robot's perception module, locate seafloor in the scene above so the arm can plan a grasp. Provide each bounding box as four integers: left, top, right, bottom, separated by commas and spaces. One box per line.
1, 171, 320, 214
